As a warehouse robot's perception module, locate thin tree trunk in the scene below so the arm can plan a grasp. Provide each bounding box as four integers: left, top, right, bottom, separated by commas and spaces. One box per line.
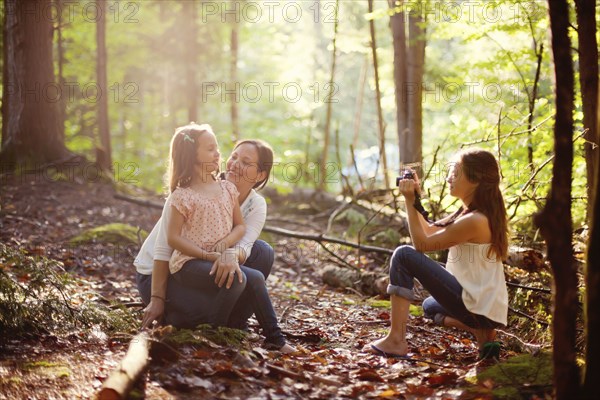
350, 55, 368, 171
1, 0, 9, 148
574, 0, 599, 221
96, 0, 111, 170
368, 0, 389, 189
583, 85, 600, 400
0, 0, 69, 164
389, 0, 408, 166
55, 0, 66, 143
230, 20, 239, 142
318, 0, 339, 191
406, 9, 424, 167
527, 43, 544, 172
184, 0, 198, 122
533, 0, 580, 397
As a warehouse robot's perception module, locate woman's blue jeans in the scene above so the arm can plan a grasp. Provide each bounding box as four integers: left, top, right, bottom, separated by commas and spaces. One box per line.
136, 240, 284, 346
389, 245, 502, 330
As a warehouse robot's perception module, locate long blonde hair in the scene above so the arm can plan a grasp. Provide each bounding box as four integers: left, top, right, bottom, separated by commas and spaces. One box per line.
165, 123, 215, 194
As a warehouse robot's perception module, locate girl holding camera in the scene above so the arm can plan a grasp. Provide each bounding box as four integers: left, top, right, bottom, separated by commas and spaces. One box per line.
365, 149, 508, 360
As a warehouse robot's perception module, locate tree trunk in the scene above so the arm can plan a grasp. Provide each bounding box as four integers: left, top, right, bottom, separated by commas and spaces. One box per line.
368, 0, 389, 189
582, 68, 600, 400
183, 0, 198, 123
230, 20, 239, 142
318, 0, 339, 191
1, 0, 8, 149
527, 43, 544, 173
533, 0, 580, 397
1, 0, 70, 164
389, 0, 408, 165
350, 55, 368, 171
96, 0, 111, 170
406, 9, 424, 167
55, 0, 66, 143
574, 0, 599, 221
389, 0, 424, 167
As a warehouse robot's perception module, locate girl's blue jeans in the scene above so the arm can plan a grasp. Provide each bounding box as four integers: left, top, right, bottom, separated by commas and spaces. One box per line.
137, 240, 285, 347
389, 245, 502, 330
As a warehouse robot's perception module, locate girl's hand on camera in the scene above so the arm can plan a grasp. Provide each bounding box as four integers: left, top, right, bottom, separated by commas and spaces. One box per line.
398, 179, 417, 203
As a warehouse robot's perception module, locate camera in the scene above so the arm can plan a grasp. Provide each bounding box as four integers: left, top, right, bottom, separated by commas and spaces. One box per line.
396, 170, 414, 187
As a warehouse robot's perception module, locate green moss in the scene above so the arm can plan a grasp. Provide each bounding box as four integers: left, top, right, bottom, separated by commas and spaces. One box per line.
70, 223, 148, 245
366, 299, 422, 316
409, 304, 423, 317
164, 325, 248, 349
367, 299, 391, 308
466, 351, 554, 399
23, 361, 60, 369
23, 361, 71, 379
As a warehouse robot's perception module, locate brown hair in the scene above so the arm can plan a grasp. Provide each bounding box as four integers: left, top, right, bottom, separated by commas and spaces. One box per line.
166, 123, 215, 194
436, 149, 508, 260
233, 139, 274, 190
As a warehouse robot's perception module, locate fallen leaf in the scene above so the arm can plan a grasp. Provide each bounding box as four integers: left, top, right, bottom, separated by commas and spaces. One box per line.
356, 368, 384, 382
406, 383, 434, 396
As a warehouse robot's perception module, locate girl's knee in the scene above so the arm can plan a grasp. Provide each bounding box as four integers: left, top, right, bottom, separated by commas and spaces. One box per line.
422, 296, 437, 314
390, 245, 417, 272
392, 245, 417, 261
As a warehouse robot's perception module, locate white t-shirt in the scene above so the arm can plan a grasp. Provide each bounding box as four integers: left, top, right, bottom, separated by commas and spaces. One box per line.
134, 189, 267, 275
445, 242, 508, 325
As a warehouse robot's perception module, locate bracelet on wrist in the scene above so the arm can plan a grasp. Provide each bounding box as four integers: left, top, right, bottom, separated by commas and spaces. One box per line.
151, 295, 166, 302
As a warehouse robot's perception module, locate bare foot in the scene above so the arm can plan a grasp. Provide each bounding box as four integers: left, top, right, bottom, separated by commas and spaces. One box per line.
363, 336, 408, 357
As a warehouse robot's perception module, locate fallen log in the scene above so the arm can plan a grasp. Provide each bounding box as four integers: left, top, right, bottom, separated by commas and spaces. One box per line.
98, 331, 151, 400
321, 264, 388, 296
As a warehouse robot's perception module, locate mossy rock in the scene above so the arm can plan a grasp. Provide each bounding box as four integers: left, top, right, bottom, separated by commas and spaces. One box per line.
70, 223, 147, 245
164, 324, 248, 349
466, 351, 554, 399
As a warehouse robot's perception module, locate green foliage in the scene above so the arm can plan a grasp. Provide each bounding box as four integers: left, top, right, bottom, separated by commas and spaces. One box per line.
0, 244, 138, 342
369, 228, 401, 248
69, 223, 148, 245
336, 208, 368, 238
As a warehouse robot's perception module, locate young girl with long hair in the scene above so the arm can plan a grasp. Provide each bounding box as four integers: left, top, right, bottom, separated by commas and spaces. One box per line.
166, 123, 292, 352
365, 149, 509, 360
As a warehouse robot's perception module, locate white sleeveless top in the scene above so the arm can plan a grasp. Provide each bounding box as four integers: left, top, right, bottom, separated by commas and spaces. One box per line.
446, 243, 508, 325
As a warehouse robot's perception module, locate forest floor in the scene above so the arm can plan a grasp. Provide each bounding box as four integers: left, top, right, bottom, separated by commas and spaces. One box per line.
0, 175, 557, 399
